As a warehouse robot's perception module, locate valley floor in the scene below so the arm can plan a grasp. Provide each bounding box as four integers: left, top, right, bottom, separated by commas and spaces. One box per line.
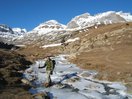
16, 22, 132, 97
24, 55, 132, 99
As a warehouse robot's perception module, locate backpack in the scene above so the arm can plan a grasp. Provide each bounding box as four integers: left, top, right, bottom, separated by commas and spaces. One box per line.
52, 60, 56, 70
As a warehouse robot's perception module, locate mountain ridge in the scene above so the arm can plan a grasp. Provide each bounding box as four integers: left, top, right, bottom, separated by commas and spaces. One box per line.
0, 11, 132, 44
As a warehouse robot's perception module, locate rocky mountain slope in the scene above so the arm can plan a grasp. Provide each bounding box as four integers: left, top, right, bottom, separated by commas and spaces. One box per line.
1, 11, 132, 46
0, 24, 26, 43
13, 11, 132, 46
67, 11, 126, 28
16, 20, 68, 45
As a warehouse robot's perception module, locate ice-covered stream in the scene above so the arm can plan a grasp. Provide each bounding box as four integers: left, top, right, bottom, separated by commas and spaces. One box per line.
24, 55, 132, 99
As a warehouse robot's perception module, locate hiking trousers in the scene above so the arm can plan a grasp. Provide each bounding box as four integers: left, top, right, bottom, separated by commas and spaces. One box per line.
46, 71, 52, 84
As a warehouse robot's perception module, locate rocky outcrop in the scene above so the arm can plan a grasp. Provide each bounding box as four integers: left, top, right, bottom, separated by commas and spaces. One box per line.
0, 42, 19, 50
0, 49, 33, 98
60, 23, 132, 54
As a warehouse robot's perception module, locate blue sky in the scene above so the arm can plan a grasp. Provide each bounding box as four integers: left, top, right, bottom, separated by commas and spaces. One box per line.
0, 0, 132, 31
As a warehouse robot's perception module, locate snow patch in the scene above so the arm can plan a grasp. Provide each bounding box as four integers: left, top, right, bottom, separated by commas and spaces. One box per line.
42, 37, 80, 48
42, 43, 62, 48
65, 37, 80, 43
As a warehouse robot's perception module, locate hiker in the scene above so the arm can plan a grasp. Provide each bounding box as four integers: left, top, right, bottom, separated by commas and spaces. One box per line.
39, 56, 56, 86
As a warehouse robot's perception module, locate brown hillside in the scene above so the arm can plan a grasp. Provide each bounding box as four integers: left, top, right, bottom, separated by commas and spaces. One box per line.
17, 22, 132, 93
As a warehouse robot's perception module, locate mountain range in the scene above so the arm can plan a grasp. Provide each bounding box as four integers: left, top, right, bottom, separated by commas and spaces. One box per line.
1, 11, 132, 96
0, 11, 132, 45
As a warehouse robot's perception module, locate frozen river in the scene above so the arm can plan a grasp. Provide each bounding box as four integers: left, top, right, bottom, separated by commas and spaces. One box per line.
24, 55, 132, 99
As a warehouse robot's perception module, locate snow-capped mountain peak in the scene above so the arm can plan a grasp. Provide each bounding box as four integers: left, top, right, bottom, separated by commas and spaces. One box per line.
26, 20, 67, 37
12, 28, 27, 35
74, 13, 91, 20
0, 24, 27, 43
44, 20, 62, 25
67, 11, 132, 29
1, 11, 132, 45
34, 20, 66, 31
116, 11, 132, 21
0, 24, 14, 34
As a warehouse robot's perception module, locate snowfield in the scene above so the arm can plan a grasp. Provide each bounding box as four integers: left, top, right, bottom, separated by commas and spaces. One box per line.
24, 55, 132, 99
42, 43, 62, 48
41, 37, 80, 48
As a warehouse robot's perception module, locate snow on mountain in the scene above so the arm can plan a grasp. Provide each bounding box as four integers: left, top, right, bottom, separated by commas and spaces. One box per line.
0, 24, 27, 43
16, 20, 68, 45
33, 20, 66, 35
2, 11, 132, 45
12, 28, 27, 35
67, 11, 132, 29
116, 11, 132, 21
0, 24, 15, 43
0, 24, 14, 35
41, 37, 80, 48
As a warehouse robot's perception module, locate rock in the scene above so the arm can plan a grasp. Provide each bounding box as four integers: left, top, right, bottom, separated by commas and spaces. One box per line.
80, 72, 92, 77
21, 78, 32, 86
53, 83, 67, 89
27, 69, 33, 73
109, 89, 116, 94
0, 49, 33, 98
66, 77, 80, 83
32, 92, 50, 99
43, 83, 50, 88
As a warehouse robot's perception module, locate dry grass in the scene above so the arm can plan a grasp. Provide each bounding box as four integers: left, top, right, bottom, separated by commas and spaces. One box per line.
17, 22, 132, 93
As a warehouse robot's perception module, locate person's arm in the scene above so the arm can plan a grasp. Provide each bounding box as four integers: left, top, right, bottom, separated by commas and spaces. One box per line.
38, 61, 46, 68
